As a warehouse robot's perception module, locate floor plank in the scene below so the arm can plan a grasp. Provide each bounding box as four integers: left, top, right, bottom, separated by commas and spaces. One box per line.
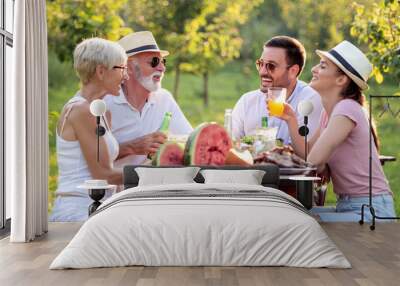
0, 222, 399, 286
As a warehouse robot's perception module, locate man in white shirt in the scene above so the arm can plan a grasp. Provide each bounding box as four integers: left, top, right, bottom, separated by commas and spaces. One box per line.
232, 36, 323, 145
104, 31, 193, 166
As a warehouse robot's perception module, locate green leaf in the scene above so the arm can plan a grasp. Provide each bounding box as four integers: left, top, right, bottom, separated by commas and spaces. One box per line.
47, 0, 132, 62
375, 69, 384, 84
350, 0, 400, 83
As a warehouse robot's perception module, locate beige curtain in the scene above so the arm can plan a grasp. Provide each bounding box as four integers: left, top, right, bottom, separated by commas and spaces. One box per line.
7, 0, 48, 242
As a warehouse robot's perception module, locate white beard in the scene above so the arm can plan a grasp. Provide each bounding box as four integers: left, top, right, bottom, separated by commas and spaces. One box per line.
138, 72, 163, 92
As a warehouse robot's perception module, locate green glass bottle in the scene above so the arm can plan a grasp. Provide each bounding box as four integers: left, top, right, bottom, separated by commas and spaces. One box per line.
159, 112, 172, 135
147, 112, 172, 160
261, 116, 268, 128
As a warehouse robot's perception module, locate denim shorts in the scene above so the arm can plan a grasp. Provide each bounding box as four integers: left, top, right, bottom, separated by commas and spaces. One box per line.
49, 188, 116, 222
311, 194, 396, 222
49, 196, 92, 222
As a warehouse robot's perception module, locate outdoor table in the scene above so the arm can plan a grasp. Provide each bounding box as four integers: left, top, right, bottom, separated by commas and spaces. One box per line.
278, 169, 319, 210
288, 176, 321, 210
379, 155, 396, 166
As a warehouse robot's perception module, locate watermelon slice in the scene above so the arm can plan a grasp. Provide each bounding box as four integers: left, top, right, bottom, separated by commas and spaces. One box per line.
225, 148, 254, 166
152, 141, 184, 166
184, 123, 232, 166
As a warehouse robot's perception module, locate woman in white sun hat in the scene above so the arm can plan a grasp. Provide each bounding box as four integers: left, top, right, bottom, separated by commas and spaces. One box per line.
276, 40, 395, 222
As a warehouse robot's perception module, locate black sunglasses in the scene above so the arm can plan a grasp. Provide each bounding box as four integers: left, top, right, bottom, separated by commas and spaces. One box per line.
255, 59, 291, 73
113, 65, 128, 71
150, 57, 166, 68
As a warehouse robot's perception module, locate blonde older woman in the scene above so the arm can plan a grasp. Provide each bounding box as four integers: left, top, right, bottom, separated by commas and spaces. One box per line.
50, 38, 129, 222
276, 41, 395, 222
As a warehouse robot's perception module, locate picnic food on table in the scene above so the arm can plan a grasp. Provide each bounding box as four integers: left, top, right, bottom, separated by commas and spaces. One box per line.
254, 145, 312, 168
151, 122, 232, 166
241, 135, 255, 145
225, 148, 254, 166
151, 122, 310, 169
238, 136, 278, 156
183, 122, 232, 166
152, 141, 184, 166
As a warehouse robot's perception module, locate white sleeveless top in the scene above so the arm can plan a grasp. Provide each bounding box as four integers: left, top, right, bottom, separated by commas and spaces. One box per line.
55, 94, 119, 197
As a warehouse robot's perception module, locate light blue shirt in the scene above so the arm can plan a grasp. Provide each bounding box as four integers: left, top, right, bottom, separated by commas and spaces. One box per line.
232, 80, 323, 145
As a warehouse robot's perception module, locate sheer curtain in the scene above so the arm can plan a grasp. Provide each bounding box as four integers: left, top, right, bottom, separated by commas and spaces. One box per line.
7, 0, 48, 242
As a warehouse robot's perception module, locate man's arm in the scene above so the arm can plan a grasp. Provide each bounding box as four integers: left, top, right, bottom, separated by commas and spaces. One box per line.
118, 132, 167, 159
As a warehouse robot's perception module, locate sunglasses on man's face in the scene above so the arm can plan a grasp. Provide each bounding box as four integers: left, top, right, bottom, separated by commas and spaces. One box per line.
150, 57, 166, 68
255, 59, 291, 73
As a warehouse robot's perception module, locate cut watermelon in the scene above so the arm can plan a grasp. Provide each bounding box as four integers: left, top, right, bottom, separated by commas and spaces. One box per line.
225, 148, 254, 166
184, 123, 232, 166
152, 141, 184, 166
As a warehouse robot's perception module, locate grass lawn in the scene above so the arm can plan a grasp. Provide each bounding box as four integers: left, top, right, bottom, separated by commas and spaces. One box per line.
48, 55, 400, 215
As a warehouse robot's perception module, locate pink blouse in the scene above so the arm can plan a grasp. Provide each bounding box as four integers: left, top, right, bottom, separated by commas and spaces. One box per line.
320, 99, 391, 197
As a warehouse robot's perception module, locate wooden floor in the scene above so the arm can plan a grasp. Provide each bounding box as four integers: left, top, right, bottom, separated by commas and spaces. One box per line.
0, 222, 399, 286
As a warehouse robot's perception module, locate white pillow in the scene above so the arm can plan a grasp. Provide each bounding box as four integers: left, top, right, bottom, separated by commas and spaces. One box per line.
136, 167, 200, 186
200, 169, 265, 185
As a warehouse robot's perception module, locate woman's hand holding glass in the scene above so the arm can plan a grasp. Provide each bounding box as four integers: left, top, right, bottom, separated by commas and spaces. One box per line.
266, 99, 296, 123
266, 87, 286, 117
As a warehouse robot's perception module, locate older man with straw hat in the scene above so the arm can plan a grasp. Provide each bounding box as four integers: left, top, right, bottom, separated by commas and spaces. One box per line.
105, 31, 193, 166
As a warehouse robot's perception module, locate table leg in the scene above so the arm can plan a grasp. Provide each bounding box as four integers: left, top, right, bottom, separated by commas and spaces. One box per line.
296, 181, 313, 210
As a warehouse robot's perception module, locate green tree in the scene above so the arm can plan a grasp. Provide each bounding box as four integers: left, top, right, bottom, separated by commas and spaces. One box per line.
125, 0, 261, 105
181, 0, 263, 106
240, 0, 375, 71
239, 0, 286, 63
47, 0, 132, 62
280, 0, 353, 51
351, 0, 400, 85
124, 0, 204, 100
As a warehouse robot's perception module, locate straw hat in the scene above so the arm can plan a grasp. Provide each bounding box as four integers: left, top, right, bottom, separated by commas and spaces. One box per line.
316, 40, 372, 90
118, 31, 169, 58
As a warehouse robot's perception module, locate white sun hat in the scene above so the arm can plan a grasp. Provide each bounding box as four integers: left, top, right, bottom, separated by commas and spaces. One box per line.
316, 40, 372, 90
77, 179, 115, 190
118, 31, 169, 58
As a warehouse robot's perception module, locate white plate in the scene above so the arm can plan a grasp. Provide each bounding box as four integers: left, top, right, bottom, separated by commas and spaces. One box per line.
288, 176, 321, 181
279, 167, 316, 175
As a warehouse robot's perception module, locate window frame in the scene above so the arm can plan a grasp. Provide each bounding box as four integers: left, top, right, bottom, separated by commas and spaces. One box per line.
0, 0, 14, 234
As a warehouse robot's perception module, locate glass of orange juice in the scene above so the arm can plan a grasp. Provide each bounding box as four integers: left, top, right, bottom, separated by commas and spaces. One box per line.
266, 87, 286, 117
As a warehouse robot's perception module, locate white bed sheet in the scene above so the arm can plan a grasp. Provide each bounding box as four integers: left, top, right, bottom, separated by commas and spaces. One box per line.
50, 183, 350, 269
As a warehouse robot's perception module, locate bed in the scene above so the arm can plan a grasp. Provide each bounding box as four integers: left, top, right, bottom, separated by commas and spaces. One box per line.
50, 164, 350, 269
